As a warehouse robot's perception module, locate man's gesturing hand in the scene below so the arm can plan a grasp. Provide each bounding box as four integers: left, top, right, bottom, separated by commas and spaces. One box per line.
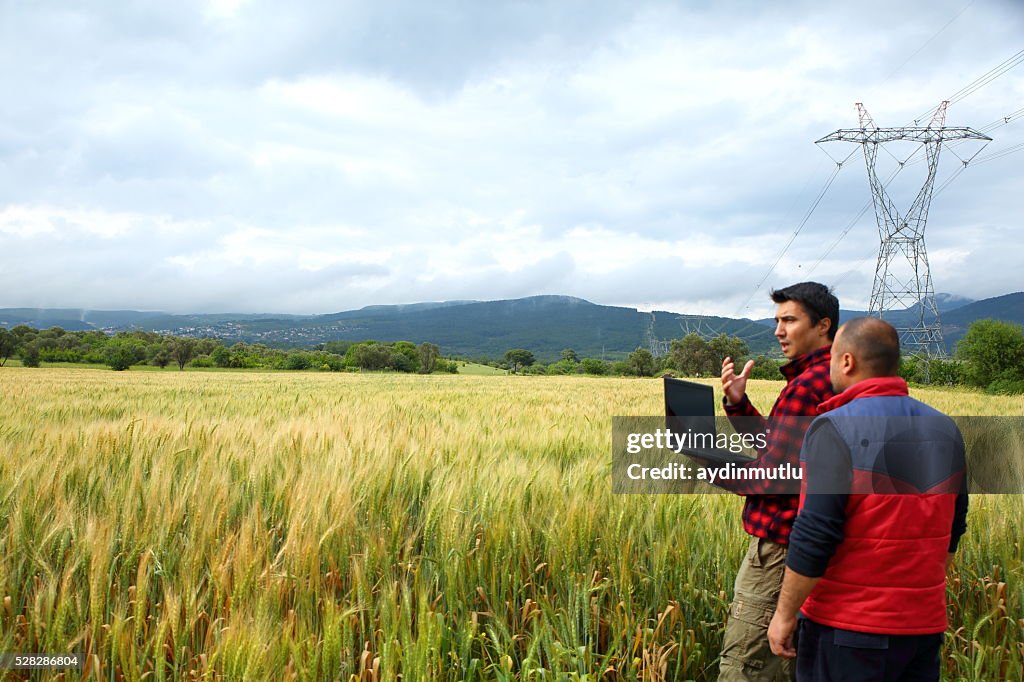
721, 356, 754, 406
768, 611, 797, 659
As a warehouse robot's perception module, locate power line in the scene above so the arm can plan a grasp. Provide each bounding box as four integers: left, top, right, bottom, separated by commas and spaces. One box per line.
732, 150, 855, 317
914, 49, 1024, 124
971, 140, 1024, 165
929, 104, 1023, 160
830, 251, 876, 292
978, 106, 1024, 133
881, 0, 976, 84
805, 165, 905, 276
947, 51, 1024, 105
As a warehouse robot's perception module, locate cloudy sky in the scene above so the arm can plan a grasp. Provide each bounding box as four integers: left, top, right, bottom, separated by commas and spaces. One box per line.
1, 0, 1022, 318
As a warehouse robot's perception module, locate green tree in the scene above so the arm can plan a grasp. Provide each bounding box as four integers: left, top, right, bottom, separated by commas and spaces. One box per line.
349, 342, 392, 371
628, 347, 655, 377
389, 350, 416, 372
955, 319, 1024, 388
392, 341, 421, 372
170, 338, 197, 370
284, 352, 312, 370
0, 328, 15, 366
668, 334, 711, 376
748, 355, 784, 380
580, 358, 608, 375
324, 340, 354, 356
19, 340, 42, 368
211, 346, 232, 368
708, 334, 749, 370
504, 349, 535, 374
545, 359, 576, 375
610, 360, 632, 376
104, 338, 147, 371
151, 350, 171, 369
195, 339, 220, 357
9, 325, 35, 344
417, 342, 441, 373
561, 348, 579, 364
928, 358, 963, 386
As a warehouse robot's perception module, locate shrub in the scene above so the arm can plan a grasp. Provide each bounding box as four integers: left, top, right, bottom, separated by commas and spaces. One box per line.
927, 358, 964, 386
956, 319, 1024, 388
610, 360, 632, 376
986, 378, 1024, 395
749, 356, 784, 380
19, 343, 41, 368
104, 339, 147, 371
546, 360, 576, 375
285, 353, 312, 370
580, 358, 608, 375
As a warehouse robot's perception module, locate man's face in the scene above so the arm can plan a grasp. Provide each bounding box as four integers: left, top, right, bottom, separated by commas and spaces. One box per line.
774, 300, 826, 359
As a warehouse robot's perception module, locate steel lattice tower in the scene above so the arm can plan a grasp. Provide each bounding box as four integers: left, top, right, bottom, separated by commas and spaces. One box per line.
817, 102, 990, 359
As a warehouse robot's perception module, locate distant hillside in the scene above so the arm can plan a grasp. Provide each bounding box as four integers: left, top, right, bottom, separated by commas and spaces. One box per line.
0, 308, 165, 330
2, 291, 1020, 361
941, 292, 1024, 348
754, 292, 1023, 352
756, 293, 974, 329
0, 308, 305, 330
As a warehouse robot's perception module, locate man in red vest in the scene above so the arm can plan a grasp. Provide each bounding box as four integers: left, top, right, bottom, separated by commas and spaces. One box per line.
767, 317, 968, 681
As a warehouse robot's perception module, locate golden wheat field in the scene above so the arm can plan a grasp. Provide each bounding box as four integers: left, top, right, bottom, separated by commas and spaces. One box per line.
0, 367, 1021, 681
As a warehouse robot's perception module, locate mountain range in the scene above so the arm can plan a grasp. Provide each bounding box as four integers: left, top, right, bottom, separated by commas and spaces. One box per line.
1, 292, 1021, 362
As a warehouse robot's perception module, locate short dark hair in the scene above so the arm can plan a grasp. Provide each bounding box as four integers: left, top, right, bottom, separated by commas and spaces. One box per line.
770, 282, 840, 340
836, 317, 901, 376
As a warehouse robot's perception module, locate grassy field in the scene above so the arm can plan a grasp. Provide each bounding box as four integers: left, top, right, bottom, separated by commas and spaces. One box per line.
451, 363, 508, 376
0, 368, 1020, 681
1, 360, 508, 376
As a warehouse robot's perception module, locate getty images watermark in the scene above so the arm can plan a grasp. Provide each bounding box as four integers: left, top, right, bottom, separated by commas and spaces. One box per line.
612, 416, 1024, 495
622, 428, 798, 486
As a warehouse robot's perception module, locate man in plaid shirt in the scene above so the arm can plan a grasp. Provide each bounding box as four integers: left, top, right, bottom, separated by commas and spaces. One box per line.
717, 282, 838, 681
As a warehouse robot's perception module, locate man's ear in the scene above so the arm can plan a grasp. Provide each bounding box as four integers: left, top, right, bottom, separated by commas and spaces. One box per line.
842, 351, 856, 376
819, 317, 833, 339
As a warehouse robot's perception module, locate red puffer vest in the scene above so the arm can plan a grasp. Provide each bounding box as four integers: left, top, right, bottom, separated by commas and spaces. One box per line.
799, 377, 964, 635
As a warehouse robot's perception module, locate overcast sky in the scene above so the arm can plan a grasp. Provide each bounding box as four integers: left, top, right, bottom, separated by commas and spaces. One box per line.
1, 0, 1022, 318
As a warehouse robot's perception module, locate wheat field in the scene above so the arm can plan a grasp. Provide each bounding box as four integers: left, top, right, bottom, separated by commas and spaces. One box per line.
0, 368, 1021, 680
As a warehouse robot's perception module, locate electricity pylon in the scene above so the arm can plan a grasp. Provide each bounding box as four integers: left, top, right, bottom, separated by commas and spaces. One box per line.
817, 102, 990, 359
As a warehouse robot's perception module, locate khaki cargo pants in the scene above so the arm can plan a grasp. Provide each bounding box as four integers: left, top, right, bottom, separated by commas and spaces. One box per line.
718, 536, 795, 681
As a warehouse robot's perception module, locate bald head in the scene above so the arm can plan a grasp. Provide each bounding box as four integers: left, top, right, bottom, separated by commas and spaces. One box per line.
830, 317, 901, 391
835, 317, 901, 376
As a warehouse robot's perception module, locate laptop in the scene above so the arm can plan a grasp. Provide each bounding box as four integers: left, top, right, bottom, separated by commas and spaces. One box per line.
663, 377, 755, 465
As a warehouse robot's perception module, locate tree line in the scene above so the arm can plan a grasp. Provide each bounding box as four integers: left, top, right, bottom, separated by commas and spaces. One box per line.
496, 333, 785, 378
2, 320, 1020, 393
0, 326, 457, 374
496, 321, 1024, 394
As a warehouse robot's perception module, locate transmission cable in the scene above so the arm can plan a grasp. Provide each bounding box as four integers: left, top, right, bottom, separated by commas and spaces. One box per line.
971, 140, 1024, 165
805, 165, 905, 277
880, 0, 976, 85
732, 148, 856, 318
914, 49, 1024, 123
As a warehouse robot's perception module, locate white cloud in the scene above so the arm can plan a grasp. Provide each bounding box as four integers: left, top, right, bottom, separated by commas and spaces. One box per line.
0, 0, 1021, 317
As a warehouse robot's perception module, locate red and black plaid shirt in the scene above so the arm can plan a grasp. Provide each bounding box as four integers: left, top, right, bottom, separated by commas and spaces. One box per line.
723, 345, 834, 545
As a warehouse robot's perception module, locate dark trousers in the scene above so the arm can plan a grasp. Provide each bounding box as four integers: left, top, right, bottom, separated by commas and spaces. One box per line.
796, 618, 942, 682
